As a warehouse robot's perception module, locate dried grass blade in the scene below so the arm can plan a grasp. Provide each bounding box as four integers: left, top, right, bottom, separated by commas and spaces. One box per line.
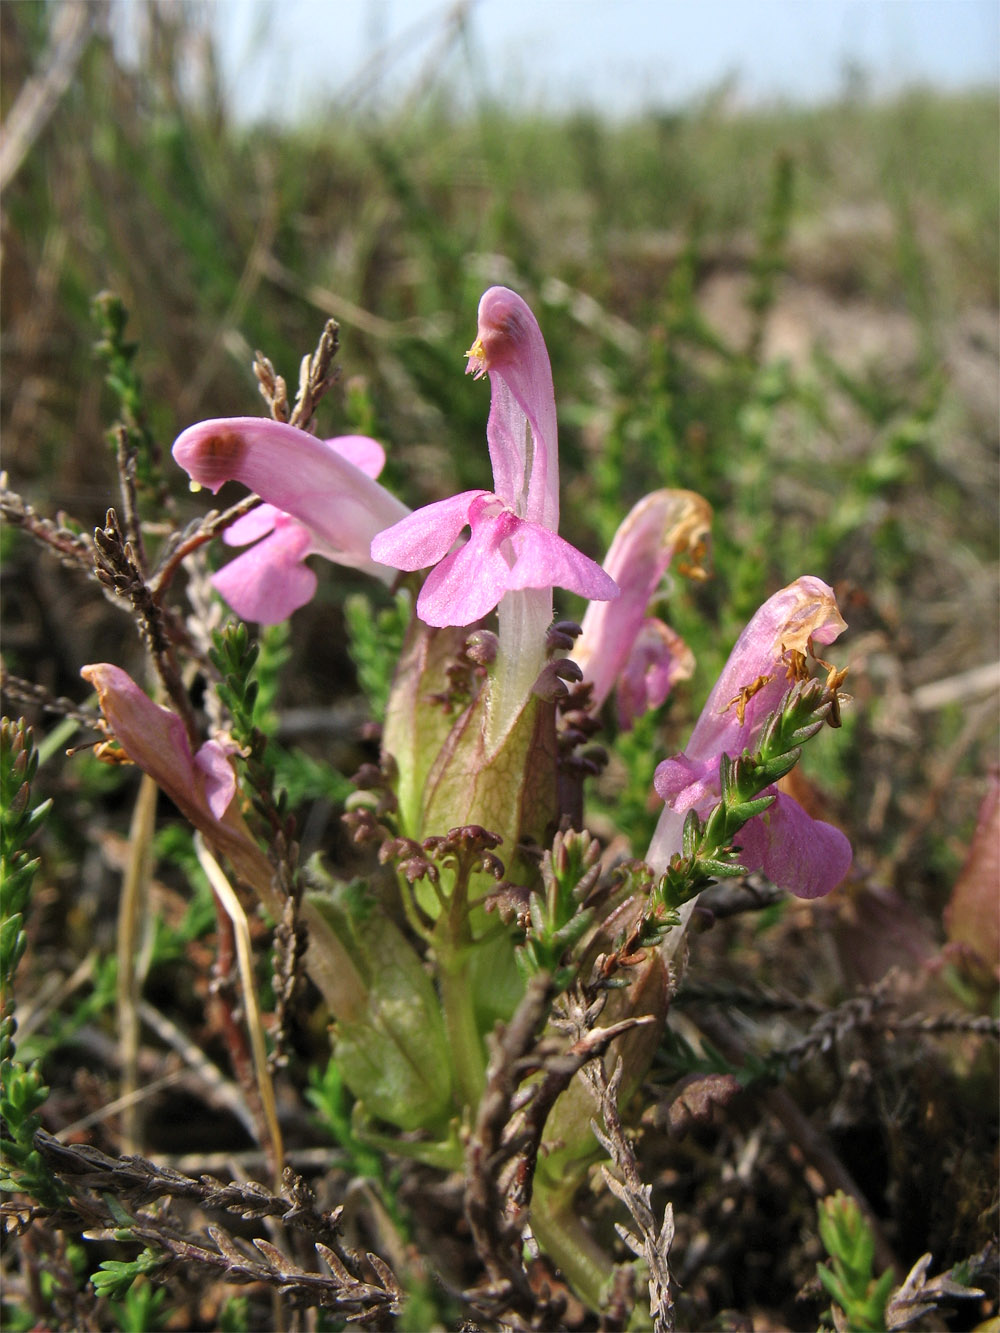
194, 835, 284, 1185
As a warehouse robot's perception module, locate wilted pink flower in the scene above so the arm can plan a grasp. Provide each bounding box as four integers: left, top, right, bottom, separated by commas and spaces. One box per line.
371, 287, 617, 629
82, 663, 374, 1019
172, 419, 408, 623
648, 576, 852, 900
80, 663, 275, 905
573, 490, 710, 727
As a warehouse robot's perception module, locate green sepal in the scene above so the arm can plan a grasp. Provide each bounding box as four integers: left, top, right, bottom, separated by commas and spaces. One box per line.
381, 619, 473, 839
421, 689, 558, 888
307, 883, 454, 1134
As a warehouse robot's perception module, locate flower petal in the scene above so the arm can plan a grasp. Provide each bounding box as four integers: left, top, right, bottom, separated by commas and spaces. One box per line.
81, 663, 196, 806
505, 520, 619, 601
328, 434, 386, 478
467, 287, 559, 531
616, 619, 695, 730
735, 792, 852, 899
212, 520, 318, 624
79, 664, 273, 900
194, 740, 238, 821
223, 503, 281, 547
653, 751, 718, 814
574, 489, 711, 713
415, 518, 514, 626
370, 490, 488, 573
687, 575, 846, 762
647, 577, 851, 891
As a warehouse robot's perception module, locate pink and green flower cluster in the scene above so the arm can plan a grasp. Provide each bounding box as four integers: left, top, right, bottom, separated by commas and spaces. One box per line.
82, 284, 851, 1147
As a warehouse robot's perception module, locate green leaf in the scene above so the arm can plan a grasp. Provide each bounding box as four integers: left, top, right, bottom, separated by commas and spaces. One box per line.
681, 808, 701, 858
698, 857, 749, 879
727, 794, 775, 823
92, 1250, 163, 1300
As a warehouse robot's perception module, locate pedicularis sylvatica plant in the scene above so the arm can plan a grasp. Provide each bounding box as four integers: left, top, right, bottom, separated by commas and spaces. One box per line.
50, 289, 855, 1319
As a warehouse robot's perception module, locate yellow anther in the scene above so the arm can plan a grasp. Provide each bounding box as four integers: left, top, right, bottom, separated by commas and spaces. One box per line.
783, 647, 810, 682
721, 674, 773, 725
93, 740, 133, 766
465, 336, 487, 378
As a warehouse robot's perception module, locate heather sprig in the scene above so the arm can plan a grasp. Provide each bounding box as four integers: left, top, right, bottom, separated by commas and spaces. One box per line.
0, 719, 60, 1207
209, 620, 293, 842
0, 721, 50, 993
516, 828, 603, 993
344, 589, 411, 715
93, 291, 170, 520
816, 1192, 896, 1332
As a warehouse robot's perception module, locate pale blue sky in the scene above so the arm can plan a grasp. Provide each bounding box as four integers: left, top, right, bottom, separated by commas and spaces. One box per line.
210, 0, 999, 121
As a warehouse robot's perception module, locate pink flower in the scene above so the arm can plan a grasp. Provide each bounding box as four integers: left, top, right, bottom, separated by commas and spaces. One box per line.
371, 287, 617, 629
615, 619, 695, 730
172, 419, 409, 623
80, 663, 276, 906
572, 490, 710, 728
648, 576, 852, 900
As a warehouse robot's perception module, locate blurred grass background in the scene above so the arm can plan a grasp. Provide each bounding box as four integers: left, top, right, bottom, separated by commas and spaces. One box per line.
2, 0, 997, 916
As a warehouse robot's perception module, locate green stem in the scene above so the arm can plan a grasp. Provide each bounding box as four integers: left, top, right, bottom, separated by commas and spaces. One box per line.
436, 870, 487, 1110
530, 1184, 616, 1312
439, 955, 487, 1110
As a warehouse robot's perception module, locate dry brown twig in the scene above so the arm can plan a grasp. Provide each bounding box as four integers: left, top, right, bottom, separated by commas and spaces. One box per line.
584, 1059, 675, 1333
0, 669, 100, 729
254, 349, 291, 423
93, 506, 196, 735
148, 494, 264, 603
463, 975, 654, 1329
109, 422, 148, 572
20, 1131, 403, 1319
0, 480, 95, 571
884, 1245, 989, 1330
463, 974, 562, 1327
289, 319, 340, 433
